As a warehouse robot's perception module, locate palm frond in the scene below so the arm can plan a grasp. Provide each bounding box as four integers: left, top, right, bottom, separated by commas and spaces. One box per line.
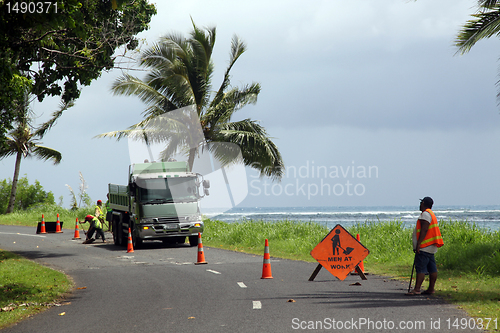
31, 145, 62, 164
94, 129, 137, 141
211, 35, 247, 108
480, 0, 499, 9
141, 38, 183, 70
35, 99, 74, 138
204, 83, 261, 128
0, 137, 18, 159
111, 73, 167, 106
215, 119, 284, 180
456, 4, 500, 54
158, 134, 189, 161
190, 20, 216, 62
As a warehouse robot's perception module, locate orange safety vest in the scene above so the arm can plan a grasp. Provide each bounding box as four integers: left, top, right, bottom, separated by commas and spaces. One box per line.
416, 209, 444, 248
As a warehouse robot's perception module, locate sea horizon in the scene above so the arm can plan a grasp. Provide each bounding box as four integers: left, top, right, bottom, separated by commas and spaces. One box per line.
202, 204, 500, 231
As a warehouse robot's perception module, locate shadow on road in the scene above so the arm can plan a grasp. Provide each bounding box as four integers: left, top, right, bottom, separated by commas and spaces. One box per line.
281, 289, 447, 309
94, 240, 193, 252
9, 250, 76, 261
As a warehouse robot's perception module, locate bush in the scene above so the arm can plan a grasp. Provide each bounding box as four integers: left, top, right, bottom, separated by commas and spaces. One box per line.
0, 175, 55, 214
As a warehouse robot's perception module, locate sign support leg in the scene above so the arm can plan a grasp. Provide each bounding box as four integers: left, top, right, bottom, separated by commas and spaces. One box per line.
355, 265, 367, 280
308, 264, 323, 281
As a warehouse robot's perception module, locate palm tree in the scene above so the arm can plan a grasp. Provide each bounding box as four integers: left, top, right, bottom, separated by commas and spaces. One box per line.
98, 21, 284, 180
0, 93, 71, 213
456, 1, 500, 54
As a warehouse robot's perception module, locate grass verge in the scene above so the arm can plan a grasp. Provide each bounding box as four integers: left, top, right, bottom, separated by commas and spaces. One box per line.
0, 250, 73, 329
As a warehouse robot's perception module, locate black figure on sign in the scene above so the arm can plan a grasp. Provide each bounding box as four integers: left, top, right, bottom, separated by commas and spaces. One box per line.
331, 229, 341, 255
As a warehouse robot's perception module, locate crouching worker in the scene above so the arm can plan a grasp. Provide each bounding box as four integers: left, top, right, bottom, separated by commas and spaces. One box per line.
82, 214, 106, 244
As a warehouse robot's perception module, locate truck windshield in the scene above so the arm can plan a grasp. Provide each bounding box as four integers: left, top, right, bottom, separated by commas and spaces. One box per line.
136, 177, 198, 204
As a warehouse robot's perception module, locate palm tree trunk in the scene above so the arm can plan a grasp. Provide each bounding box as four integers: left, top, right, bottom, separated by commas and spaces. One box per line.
187, 147, 196, 172
6, 152, 22, 214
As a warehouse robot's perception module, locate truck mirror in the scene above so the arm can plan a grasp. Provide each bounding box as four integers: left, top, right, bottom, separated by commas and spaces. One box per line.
204, 188, 210, 196
128, 183, 136, 196
203, 180, 210, 189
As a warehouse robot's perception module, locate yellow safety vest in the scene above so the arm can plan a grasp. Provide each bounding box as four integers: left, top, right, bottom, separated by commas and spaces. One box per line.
90, 215, 102, 229
95, 205, 105, 219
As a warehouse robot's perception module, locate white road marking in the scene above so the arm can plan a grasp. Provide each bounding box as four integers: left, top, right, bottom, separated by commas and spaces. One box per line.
237, 282, 247, 288
0, 232, 46, 238
206, 269, 221, 275
252, 301, 262, 310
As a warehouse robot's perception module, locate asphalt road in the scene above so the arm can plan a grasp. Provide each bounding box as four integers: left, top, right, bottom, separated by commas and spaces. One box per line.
0, 225, 485, 333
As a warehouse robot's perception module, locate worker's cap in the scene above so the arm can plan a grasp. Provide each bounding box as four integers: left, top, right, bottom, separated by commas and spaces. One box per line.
97, 200, 102, 205
420, 196, 433, 207
85, 215, 93, 221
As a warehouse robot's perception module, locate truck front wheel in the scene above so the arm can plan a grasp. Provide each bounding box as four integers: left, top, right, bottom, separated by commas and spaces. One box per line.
132, 232, 143, 249
189, 235, 198, 247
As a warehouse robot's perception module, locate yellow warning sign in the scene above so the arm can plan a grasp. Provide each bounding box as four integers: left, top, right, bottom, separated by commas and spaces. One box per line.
310, 224, 369, 281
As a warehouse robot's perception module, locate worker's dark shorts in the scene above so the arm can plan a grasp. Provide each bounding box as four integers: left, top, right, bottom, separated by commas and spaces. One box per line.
415, 251, 437, 274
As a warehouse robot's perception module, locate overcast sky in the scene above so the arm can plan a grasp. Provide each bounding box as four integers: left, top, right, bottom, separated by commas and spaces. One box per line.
2, 0, 500, 210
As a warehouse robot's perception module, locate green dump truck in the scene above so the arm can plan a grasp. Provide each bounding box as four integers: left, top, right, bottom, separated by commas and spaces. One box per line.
108, 161, 209, 248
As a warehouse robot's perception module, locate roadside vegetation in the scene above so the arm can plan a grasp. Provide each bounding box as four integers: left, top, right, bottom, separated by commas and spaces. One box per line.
1, 210, 499, 331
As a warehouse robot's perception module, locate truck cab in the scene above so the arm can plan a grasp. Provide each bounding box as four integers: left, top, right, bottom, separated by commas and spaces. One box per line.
109, 161, 209, 248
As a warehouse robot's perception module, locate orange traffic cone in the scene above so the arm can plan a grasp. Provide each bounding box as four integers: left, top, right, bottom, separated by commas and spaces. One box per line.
72, 218, 81, 239
351, 233, 365, 275
195, 233, 207, 265
261, 239, 273, 279
127, 228, 134, 253
40, 214, 47, 234
55, 213, 63, 233
357, 234, 364, 273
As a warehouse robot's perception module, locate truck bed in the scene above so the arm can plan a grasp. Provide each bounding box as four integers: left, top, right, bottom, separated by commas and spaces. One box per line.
108, 184, 129, 211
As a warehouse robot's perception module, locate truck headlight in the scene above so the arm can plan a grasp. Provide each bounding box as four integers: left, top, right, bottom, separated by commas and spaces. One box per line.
183, 215, 201, 222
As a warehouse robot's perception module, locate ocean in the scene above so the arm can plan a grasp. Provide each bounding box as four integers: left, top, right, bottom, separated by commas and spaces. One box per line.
203, 205, 500, 231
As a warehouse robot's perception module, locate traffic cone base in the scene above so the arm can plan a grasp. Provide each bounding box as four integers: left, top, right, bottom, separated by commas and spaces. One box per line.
127, 228, 134, 253
195, 232, 207, 264
261, 239, 273, 279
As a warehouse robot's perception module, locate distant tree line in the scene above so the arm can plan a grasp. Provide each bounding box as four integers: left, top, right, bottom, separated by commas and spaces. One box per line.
0, 176, 55, 213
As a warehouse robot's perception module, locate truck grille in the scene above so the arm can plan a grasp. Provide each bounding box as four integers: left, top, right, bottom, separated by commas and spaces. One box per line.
156, 217, 179, 223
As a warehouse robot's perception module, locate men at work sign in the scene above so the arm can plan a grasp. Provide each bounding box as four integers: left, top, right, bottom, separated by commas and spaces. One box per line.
310, 224, 369, 281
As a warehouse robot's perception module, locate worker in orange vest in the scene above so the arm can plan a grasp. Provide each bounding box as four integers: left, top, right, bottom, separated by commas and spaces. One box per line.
406, 197, 444, 296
